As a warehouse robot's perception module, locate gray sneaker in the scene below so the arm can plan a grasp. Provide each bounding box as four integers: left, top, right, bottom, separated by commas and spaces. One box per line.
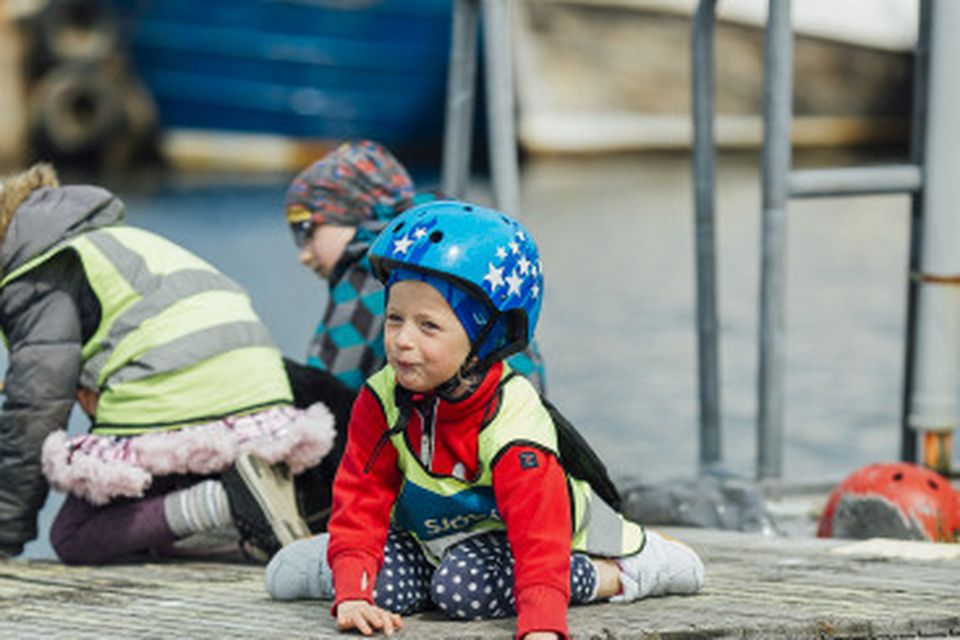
221, 453, 312, 562
611, 530, 705, 602
265, 534, 335, 601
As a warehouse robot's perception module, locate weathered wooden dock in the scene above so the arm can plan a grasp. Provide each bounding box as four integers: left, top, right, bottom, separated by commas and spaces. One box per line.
2, 527, 959, 639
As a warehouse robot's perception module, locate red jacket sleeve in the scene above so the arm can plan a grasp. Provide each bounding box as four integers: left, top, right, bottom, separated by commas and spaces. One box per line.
492, 444, 572, 639
326, 386, 404, 611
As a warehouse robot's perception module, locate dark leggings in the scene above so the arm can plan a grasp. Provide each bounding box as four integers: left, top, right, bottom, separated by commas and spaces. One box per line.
49, 475, 201, 565
372, 530, 597, 619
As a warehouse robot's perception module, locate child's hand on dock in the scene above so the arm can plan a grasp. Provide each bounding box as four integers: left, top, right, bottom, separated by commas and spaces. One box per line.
336, 600, 403, 636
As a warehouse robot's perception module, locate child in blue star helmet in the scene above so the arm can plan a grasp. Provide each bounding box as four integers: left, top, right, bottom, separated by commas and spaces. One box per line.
265, 200, 705, 639
369, 200, 544, 382
280, 142, 548, 535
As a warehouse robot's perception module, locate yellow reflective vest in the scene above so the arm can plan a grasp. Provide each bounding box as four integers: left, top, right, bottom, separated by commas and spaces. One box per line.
0, 226, 292, 434
366, 364, 644, 561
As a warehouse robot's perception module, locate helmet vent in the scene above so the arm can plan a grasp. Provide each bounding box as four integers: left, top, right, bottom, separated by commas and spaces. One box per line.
393, 222, 405, 233
892, 472, 903, 481
463, 205, 473, 212
429, 230, 444, 243
928, 479, 939, 490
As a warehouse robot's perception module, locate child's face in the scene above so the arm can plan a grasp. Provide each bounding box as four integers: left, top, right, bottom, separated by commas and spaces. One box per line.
384, 280, 471, 393
298, 224, 356, 279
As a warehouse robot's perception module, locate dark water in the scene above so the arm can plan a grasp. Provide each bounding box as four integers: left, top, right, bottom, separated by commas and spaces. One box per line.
13, 151, 955, 558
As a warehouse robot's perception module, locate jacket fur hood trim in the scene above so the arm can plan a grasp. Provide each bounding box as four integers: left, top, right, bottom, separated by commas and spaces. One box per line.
0, 164, 59, 247
41, 403, 336, 505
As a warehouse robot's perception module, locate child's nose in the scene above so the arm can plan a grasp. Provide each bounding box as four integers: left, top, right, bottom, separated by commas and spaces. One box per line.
394, 323, 415, 348
297, 245, 312, 266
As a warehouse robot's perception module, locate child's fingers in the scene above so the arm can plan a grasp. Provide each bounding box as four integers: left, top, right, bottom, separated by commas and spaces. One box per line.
378, 609, 403, 636
336, 600, 403, 636
337, 606, 395, 637
390, 612, 403, 630
336, 604, 373, 635
366, 607, 399, 637
354, 613, 374, 636
338, 610, 373, 636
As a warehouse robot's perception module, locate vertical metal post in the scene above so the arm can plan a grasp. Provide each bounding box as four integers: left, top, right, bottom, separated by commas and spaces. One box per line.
691, 0, 722, 473
757, 0, 793, 480
441, 0, 479, 199
899, 0, 931, 464
481, 0, 521, 215
907, 0, 960, 476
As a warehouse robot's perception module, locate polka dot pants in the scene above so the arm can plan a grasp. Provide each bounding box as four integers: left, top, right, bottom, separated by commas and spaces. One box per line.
371, 529, 435, 614
372, 529, 597, 620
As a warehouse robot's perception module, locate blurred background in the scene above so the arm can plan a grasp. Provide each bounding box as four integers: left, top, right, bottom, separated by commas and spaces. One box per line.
1, 0, 947, 552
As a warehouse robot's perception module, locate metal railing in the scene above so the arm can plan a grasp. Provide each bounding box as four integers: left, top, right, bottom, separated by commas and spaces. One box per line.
441, 0, 521, 216
691, 0, 722, 473
692, 0, 945, 480
441, 0, 954, 480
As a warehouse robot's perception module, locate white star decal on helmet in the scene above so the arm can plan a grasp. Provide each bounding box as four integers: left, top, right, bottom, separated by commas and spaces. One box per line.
505, 270, 524, 296
483, 262, 505, 291
516, 255, 531, 275
393, 235, 414, 254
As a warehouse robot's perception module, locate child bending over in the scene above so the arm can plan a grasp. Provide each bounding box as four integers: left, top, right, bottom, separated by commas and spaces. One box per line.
0, 164, 334, 563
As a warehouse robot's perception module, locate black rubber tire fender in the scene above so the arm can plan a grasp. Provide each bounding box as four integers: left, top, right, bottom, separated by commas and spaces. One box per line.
29, 64, 124, 156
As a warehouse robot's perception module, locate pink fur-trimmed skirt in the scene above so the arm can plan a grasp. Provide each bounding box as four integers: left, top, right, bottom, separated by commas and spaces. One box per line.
42, 403, 336, 505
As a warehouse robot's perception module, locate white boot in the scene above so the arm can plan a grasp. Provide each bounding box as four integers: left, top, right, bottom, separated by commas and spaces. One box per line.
610, 530, 704, 603
264, 533, 335, 600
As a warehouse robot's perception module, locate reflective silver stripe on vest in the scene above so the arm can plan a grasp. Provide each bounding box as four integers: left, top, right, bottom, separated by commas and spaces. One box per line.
581, 494, 628, 557
80, 269, 245, 387
105, 321, 275, 385
78, 230, 254, 388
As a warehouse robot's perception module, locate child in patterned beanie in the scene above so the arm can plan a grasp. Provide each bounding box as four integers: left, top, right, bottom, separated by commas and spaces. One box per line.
284, 140, 417, 390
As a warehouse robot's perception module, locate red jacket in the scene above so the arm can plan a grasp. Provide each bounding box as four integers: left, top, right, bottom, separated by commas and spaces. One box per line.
327, 362, 573, 638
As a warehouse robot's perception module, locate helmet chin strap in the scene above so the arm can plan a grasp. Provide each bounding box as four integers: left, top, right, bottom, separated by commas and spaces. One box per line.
436, 355, 485, 400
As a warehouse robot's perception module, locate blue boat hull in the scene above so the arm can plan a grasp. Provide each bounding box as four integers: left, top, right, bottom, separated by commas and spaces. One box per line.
112, 0, 452, 144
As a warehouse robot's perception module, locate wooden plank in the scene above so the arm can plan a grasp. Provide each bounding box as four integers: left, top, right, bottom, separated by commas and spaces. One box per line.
2, 528, 958, 639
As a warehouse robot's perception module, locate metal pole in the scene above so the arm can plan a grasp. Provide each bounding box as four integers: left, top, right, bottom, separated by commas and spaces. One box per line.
900, 0, 931, 464
908, 0, 960, 476
481, 0, 521, 215
441, 0, 479, 199
788, 165, 922, 198
757, 0, 793, 480
691, 0, 722, 473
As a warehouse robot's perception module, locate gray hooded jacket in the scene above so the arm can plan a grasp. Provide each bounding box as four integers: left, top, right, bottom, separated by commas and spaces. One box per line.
0, 186, 123, 556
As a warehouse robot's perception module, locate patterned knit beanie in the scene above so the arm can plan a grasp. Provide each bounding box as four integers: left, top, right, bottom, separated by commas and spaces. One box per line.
284, 140, 415, 246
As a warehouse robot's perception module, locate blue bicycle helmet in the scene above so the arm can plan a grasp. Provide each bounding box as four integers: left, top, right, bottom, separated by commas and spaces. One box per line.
369, 200, 543, 367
